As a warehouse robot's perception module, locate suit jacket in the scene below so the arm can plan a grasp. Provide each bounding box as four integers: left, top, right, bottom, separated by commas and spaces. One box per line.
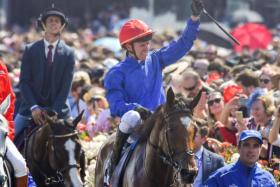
18, 39, 75, 118
202, 148, 225, 184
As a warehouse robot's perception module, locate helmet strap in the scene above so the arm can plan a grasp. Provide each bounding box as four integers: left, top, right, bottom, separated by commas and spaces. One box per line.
41, 22, 47, 31
126, 43, 139, 60
59, 23, 66, 33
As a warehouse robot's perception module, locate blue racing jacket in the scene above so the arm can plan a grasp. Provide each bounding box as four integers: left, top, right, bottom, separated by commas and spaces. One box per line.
206, 159, 277, 187
104, 19, 199, 117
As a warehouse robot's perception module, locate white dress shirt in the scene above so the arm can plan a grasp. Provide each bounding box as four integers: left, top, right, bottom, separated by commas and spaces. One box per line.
43, 39, 59, 63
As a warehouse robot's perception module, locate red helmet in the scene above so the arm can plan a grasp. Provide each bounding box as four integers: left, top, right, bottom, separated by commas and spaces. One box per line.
119, 19, 153, 46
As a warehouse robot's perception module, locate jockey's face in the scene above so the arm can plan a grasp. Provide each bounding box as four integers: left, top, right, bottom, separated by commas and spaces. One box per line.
126, 40, 150, 61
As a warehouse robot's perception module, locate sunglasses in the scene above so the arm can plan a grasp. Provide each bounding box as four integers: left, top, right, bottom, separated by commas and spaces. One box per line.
259, 79, 270, 84
208, 98, 221, 106
184, 85, 196, 91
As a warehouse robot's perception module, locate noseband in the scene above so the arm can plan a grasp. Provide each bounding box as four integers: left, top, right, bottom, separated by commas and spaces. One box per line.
30, 126, 81, 186
148, 108, 195, 180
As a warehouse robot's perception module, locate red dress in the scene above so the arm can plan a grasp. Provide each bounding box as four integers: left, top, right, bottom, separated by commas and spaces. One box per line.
0, 62, 15, 140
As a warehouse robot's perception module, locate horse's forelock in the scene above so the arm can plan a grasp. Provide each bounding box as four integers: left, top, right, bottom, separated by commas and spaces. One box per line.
170, 96, 192, 115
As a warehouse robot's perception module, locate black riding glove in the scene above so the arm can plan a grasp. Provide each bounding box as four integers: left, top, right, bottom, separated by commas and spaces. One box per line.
134, 106, 152, 120
191, 0, 204, 17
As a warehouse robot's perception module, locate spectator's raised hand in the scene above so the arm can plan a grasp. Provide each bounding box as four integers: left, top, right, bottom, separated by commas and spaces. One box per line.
193, 91, 207, 118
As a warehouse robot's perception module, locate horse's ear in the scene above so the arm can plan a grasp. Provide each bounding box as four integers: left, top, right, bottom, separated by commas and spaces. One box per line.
0, 94, 10, 115
42, 109, 58, 125
73, 110, 84, 128
166, 87, 175, 108
188, 89, 202, 111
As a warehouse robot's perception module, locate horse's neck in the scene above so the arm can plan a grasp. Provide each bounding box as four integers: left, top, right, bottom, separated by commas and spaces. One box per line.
32, 125, 51, 160
144, 128, 173, 186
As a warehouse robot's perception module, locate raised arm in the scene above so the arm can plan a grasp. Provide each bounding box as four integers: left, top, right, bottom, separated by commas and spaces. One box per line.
155, 0, 203, 68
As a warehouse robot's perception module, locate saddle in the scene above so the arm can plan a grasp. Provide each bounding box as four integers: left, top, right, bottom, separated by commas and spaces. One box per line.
106, 138, 140, 187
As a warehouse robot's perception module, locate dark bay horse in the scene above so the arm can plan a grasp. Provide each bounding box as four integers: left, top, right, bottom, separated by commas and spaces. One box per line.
95, 88, 200, 187
25, 111, 85, 187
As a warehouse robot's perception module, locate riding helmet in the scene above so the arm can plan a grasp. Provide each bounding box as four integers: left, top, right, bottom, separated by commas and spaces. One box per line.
37, 6, 68, 29
119, 19, 153, 47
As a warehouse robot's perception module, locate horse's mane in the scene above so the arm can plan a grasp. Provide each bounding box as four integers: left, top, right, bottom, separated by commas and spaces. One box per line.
138, 95, 191, 143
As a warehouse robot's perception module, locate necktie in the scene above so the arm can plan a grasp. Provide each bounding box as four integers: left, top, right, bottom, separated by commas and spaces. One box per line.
47, 45, 53, 65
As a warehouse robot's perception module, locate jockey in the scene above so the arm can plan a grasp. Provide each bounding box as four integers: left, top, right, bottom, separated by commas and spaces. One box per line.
0, 62, 28, 187
104, 0, 204, 183
0, 62, 15, 140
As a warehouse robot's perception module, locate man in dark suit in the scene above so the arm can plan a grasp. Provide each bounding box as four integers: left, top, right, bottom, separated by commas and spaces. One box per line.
14, 6, 75, 138
193, 124, 225, 186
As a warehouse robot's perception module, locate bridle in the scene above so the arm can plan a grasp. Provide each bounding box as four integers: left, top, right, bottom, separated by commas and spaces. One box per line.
148, 108, 197, 184
48, 130, 81, 183
29, 125, 82, 186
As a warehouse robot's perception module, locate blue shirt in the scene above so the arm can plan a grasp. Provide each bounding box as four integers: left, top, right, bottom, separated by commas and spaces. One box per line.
104, 19, 199, 117
193, 147, 204, 187
67, 95, 89, 120
206, 160, 277, 187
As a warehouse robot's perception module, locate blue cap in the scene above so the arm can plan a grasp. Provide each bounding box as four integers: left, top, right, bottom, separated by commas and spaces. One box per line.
239, 130, 263, 144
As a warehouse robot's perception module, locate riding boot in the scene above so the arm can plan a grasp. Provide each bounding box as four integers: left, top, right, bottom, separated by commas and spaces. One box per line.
16, 175, 28, 187
107, 129, 129, 182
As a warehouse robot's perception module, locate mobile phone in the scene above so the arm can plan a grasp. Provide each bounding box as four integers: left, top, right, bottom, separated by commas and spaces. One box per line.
238, 97, 247, 106
236, 111, 243, 122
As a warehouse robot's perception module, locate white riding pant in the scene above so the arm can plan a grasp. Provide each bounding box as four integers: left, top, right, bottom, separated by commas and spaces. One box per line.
119, 110, 142, 143
6, 138, 28, 177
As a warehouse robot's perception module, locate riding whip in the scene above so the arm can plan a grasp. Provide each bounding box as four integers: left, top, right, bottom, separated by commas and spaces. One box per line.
202, 8, 240, 45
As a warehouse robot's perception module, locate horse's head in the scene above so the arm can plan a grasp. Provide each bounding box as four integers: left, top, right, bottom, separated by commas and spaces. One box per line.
0, 114, 8, 186
148, 88, 200, 184
43, 111, 84, 187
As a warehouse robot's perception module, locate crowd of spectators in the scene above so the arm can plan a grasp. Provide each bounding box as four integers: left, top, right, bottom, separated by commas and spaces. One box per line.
1, 10, 280, 184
